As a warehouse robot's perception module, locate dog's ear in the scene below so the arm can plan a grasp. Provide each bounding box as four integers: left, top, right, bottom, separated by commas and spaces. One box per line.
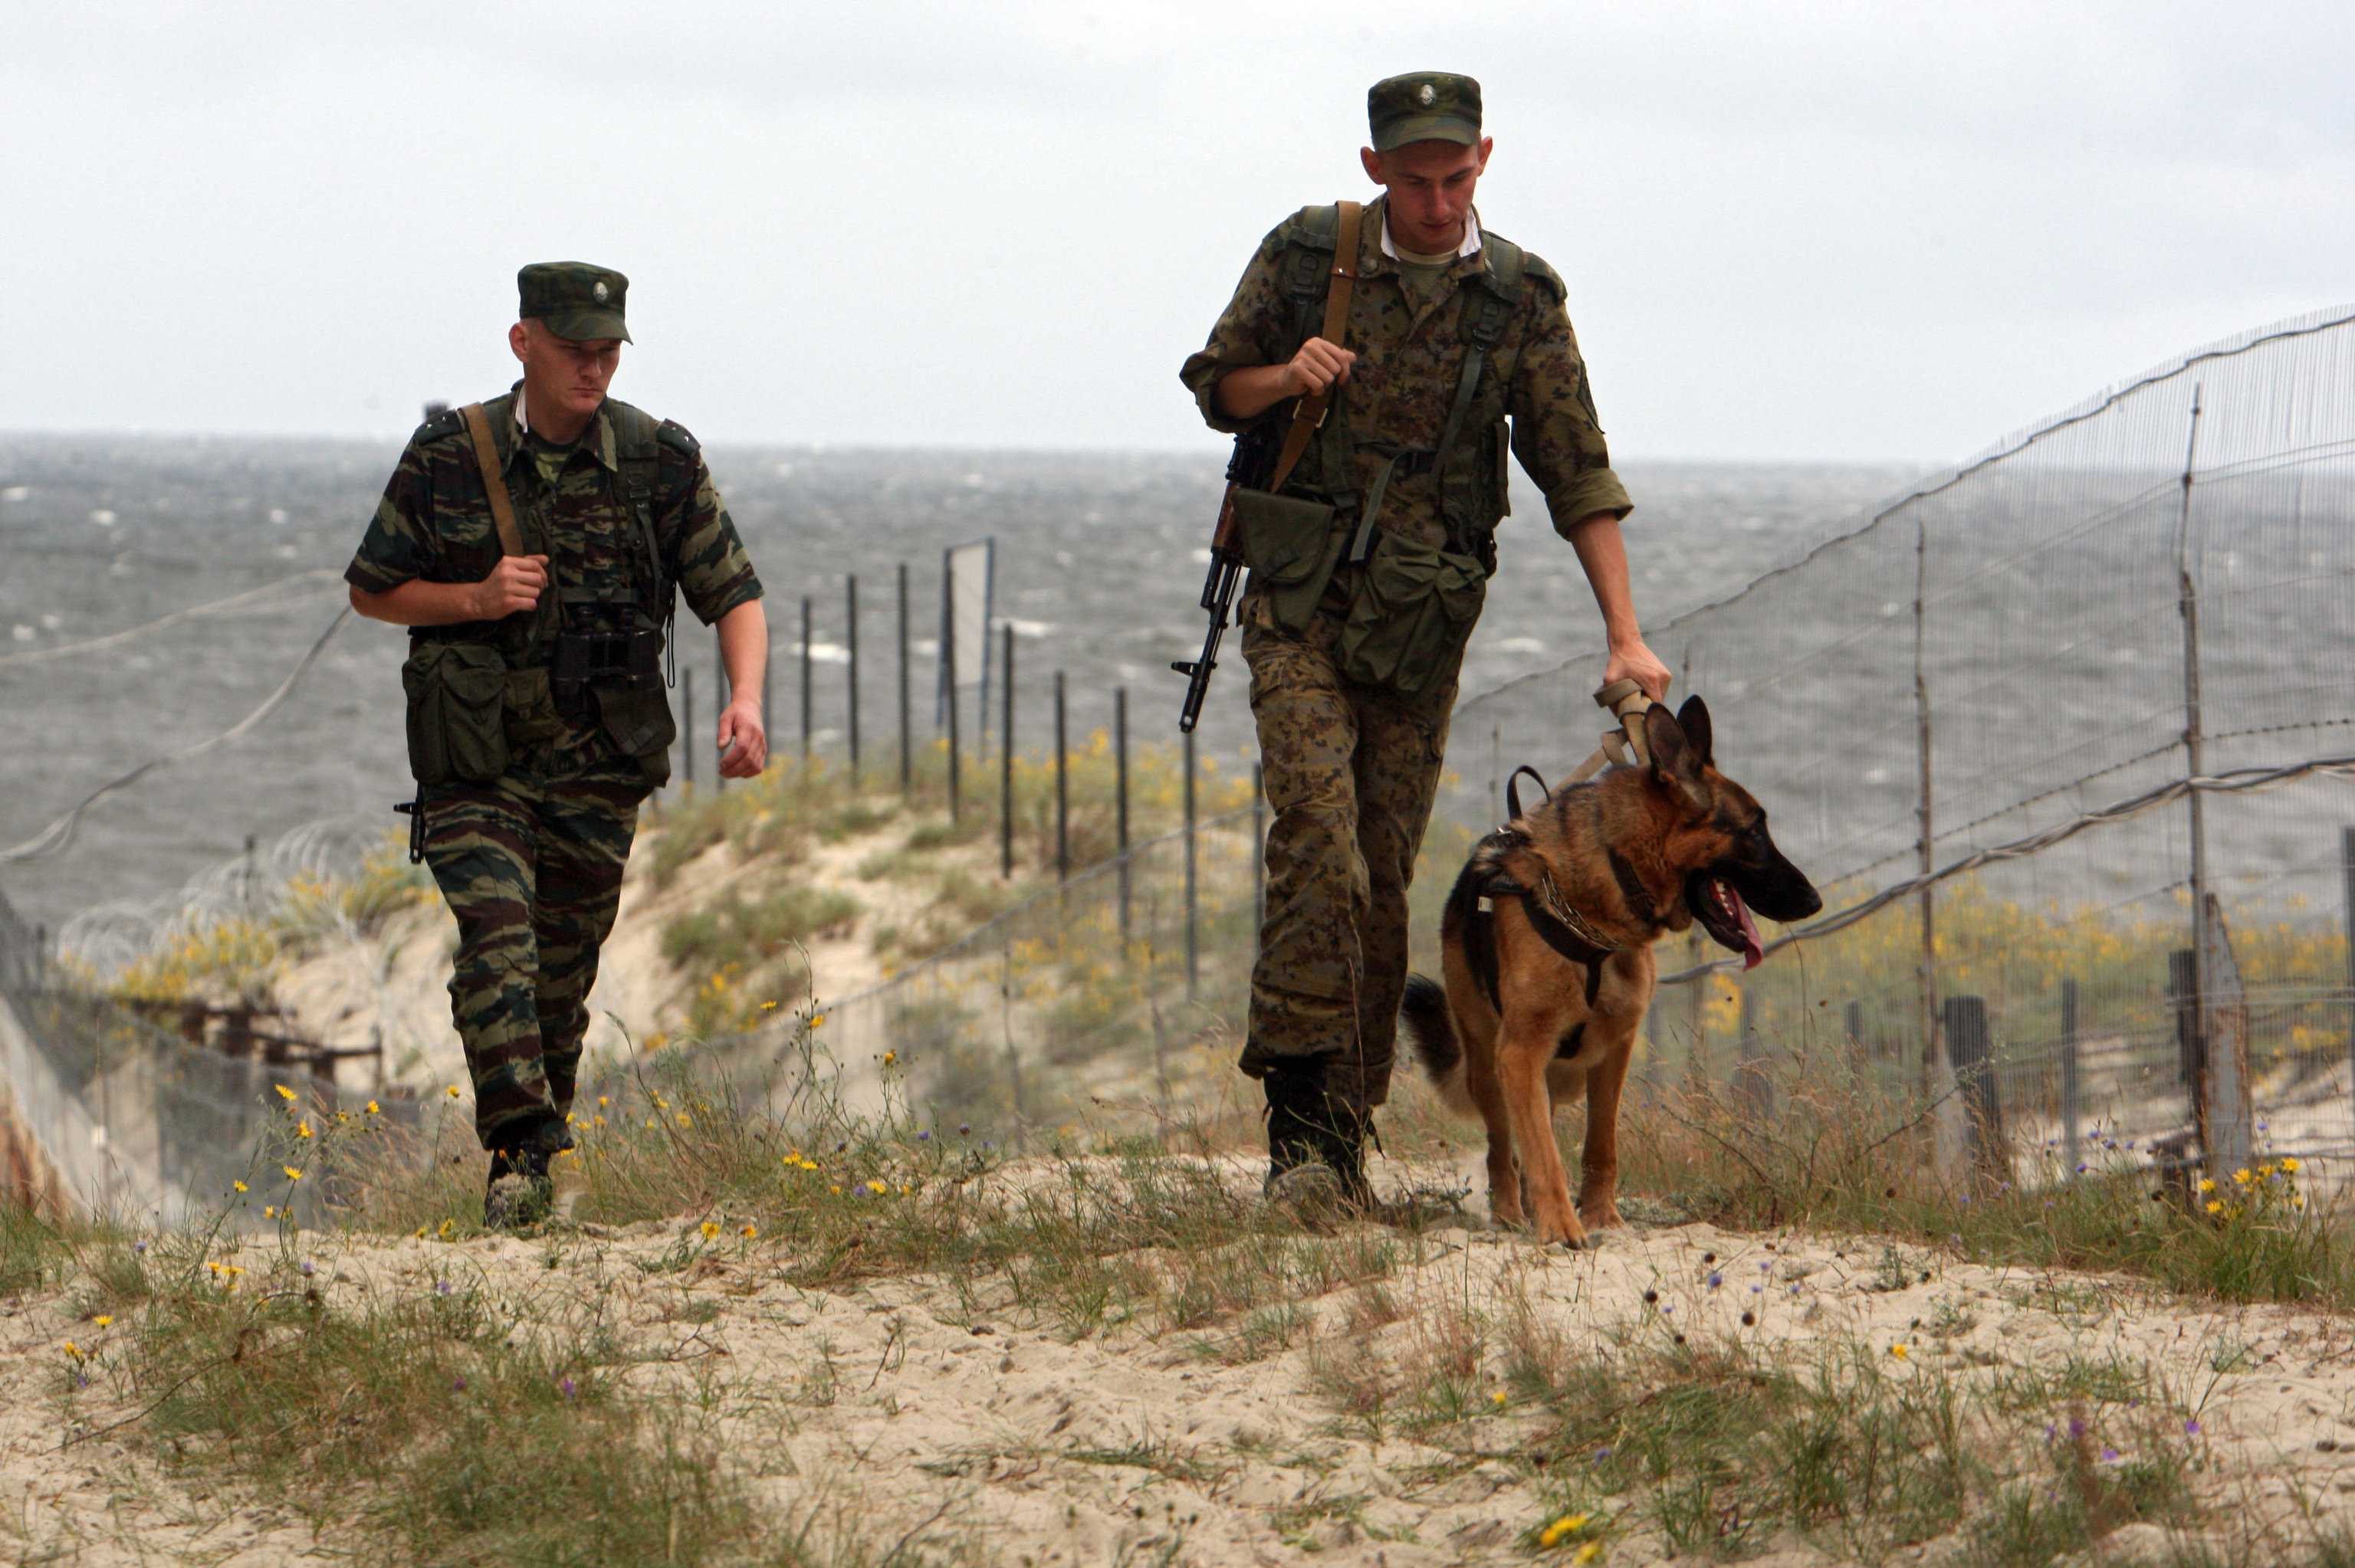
1644, 703, 1708, 808
1676, 696, 1715, 769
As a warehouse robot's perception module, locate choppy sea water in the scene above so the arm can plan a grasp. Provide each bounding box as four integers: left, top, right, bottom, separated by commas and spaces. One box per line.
0, 436, 1918, 931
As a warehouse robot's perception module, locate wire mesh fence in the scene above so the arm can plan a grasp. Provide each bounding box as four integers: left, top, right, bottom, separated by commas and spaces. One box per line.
1452, 305, 2355, 1186
719, 803, 1268, 1139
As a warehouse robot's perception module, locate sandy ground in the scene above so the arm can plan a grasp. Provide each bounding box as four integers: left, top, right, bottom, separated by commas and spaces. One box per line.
274, 803, 955, 1101
8, 1151, 2355, 1566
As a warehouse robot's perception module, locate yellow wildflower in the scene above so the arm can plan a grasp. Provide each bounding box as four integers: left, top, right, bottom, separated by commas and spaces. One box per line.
760, 1000, 779, 1012
233, 1180, 248, 1193
1889, 1343, 1909, 1359
599, 1096, 609, 1107
446, 1085, 461, 1099
2198, 1178, 2216, 1193
264, 1206, 277, 1219
867, 1179, 888, 1196
1491, 1390, 1509, 1407
2233, 1168, 2254, 1186
831, 1185, 842, 1195
1537, 1514, 1589, 1549
63, 1342, 79, 1357
283, 1165, 303, 1181
741, 1224, 758, 1238
1572, 1544, 1603, 1565
276, 1084, 297, 1102
93, 1316, 113, 1328
413, 1225, 428, 1238
297, 1120, 313, 1139
882, 1051, 897, 1065
438, 1219, 454, 1238
677, 1113, 691, 1127
2284, 1157, 2302, 1174
366, 1101, 379, 1114
701, 1222, 720, 1239
2207, 1199, 2225, 1215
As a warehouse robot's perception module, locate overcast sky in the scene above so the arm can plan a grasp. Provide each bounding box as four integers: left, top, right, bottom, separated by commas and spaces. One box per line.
4, 2, 2348, 462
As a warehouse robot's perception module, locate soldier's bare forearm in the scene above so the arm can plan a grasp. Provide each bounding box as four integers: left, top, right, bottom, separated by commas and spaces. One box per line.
716, 600, 767, 706
1214, 366, 1296, 421
1565, 514, 1640, 643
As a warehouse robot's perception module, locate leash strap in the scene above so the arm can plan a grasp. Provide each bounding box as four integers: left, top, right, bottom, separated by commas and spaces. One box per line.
1266, 200, 1362, 496
458, 402, 525, 558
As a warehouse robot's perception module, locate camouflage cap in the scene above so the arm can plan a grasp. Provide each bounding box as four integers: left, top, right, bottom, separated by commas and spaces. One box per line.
1367, 72, 1483, 153
517, 261, 632, 343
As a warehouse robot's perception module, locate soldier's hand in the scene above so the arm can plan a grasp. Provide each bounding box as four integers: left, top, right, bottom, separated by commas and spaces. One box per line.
1607, 639, 1673, 704
1280, 339, 1357, 401
716, 697, 767, 779
471, 555, 550, 620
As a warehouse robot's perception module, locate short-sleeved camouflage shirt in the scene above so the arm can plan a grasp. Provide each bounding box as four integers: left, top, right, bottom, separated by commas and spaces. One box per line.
348, 386, 762, 766
1180, 196, 1632, 546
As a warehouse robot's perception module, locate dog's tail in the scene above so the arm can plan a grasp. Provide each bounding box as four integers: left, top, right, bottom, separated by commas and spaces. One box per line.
1400, 973, 1475, 1114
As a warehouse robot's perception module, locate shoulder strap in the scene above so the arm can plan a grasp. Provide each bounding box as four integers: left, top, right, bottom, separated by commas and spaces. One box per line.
1266, 198, 1361, 494
458, 402, 524, 557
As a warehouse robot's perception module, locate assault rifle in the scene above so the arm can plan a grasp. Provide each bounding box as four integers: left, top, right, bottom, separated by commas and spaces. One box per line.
1173, 425, 1279, 733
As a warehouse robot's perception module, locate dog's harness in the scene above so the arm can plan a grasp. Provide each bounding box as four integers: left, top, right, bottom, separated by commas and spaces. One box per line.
1462, 679, 1663, 1013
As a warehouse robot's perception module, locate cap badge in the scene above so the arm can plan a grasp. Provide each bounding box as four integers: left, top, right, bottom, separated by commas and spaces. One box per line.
1417, 83, 1436, 107
592, 280, 609, 303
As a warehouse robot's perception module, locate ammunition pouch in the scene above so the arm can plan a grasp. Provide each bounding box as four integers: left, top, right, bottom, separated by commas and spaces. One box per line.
402, 641, 510, 786
551, 625, 665, 715
1335, 531, 1487, 698
1233, 488, 1345, 636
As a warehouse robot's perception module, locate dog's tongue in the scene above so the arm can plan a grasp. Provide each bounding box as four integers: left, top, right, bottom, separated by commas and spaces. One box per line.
1715, 878, 1765, 969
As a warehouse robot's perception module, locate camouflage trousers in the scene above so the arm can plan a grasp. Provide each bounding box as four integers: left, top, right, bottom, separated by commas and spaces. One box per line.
420, 756, 650, 1152
1238, 603, 1456, 1114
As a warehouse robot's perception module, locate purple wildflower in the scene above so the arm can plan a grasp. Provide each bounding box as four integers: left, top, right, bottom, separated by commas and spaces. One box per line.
958, 1124, 971, 1135
133, 1242, 147, 1255
1707, 1273, 1722, 1289
434, 1280, 452, 1297
2069, 1419, 2087, 1439
916, 1130, 931, 1141
560, 1378, 577, 1399
2101, 1448, 2120, 1463
453, 1376, 467, 1392
1593, 1447, 1612, 1461
2185, 1419, 2202, 1436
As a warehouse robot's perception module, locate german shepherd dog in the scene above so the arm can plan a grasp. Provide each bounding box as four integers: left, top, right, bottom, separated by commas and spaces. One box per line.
1399, 697, 1821, 1246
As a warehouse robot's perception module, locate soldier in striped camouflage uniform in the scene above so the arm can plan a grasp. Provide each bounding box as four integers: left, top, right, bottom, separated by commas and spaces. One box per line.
347, 262, 767, 1228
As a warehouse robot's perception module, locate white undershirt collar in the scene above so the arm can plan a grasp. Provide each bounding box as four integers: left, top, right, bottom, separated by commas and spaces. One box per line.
1381, 208, 1483, 263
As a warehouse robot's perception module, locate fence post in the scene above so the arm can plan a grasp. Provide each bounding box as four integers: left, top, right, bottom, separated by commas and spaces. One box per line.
1913, 512, 1940, 1115
2169, 948, 2205, 1150
846, 574, 860, 787
682, 667, 696, 791
1000, 622, 1016, 879
944, 569, 961, 822
1942, 994, 2010, 1187
714, 630, 729, 791
1252, 760, 1266, 941
897, 562, 911, 799
1115, 687, 1132, 943
798, 597, 813, 767
1734, 982, 1771, 1117
1053, 671, 1069, 882
2342, 826, 2355, 1145
1844, 999, 1865, 1082
2060, 976, 2081, 1181
1184, 728, 1198, 1003
2176, 388, 2213, 1166
1490, 721, 1501, 825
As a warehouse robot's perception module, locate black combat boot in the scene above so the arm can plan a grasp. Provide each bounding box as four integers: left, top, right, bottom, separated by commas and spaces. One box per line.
484, 1146, 555, 1232
1263, 1058, 1375, 1214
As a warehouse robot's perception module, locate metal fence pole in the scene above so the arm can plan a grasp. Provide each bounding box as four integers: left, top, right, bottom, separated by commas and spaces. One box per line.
2343, 826, 2355, 1145
1000, 621, 1016, 879
1053, 671, 1069, 882
1115, 687, 1132, 943
897, 562, 911, 799
2060, 976, 2081, 1180
1184, 727, 1198, 1002
1942, 994, 2008, 1186
681, 667, 696, 791
1252, 760, 1266, 940
846, 574, 860, 787
800, 596, 813, 765
944, 569, 961, 822
1844, 999, 1865, 1081
1914, 511, 1939, 1111
2176, 387, 2212, 1172
714, 630, 729, 791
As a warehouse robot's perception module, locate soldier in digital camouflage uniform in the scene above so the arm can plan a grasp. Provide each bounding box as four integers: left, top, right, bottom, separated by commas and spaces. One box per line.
347, 263, 767, 1228
1180, 74, 1670, 1209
